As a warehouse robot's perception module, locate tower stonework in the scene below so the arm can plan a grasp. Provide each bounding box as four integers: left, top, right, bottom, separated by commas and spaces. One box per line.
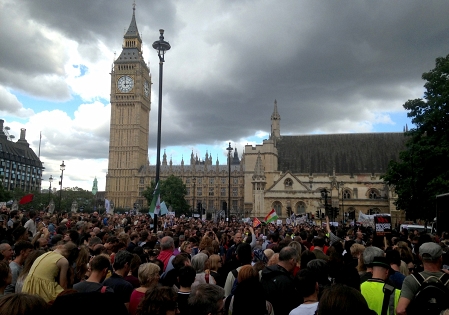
106, 7, 151, 209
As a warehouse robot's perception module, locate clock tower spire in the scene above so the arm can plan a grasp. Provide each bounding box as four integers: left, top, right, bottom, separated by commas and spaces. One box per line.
106, 5, 151, 209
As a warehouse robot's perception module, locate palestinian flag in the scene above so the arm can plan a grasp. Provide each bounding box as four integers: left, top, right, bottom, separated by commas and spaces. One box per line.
264, 209, 278, 223
253, 217, 262, 228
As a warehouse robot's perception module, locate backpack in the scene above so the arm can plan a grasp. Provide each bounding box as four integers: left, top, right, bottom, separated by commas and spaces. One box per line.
407, 271, 449, 315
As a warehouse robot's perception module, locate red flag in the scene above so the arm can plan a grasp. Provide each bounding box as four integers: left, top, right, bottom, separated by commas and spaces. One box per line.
253, 217, 261, 228
19, 194, 34, 205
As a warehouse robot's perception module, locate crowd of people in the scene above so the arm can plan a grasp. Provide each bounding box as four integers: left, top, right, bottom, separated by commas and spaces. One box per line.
0, 205, 449, 315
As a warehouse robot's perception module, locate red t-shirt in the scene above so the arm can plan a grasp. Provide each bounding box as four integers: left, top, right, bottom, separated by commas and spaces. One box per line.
128, 290, 146, 315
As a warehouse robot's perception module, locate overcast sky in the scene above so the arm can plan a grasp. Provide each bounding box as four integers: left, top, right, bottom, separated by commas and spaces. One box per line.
1, 0, 448, 191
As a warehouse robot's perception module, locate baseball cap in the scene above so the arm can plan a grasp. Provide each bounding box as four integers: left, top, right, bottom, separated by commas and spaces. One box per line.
363, 246, 384, 266
419, 242, 443, 260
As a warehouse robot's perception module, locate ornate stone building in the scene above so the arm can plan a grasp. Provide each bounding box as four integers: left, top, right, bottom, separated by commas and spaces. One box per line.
244, 100, 407, 222
0, 119, 44, 192
138, 150, 244, 216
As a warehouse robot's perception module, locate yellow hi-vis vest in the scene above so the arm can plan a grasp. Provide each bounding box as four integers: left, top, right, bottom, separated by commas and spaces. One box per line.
361, 279, 401, 315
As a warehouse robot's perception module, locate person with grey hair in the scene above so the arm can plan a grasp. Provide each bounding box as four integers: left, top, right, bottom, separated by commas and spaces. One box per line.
261, 246, 300, 315
103, 250, 134, 309
157, 236, 175, 273
188, 284, 225, 315
192, 252, 216, 289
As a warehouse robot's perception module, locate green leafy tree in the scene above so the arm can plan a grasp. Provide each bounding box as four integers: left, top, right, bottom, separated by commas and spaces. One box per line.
383, 54, 449, 221
143, 175, 190, 216
0, 182, 12, 202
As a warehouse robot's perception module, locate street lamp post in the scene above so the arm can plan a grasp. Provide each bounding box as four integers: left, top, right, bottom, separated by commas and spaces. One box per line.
226, 142, 233, 220
192, 177, 196, 219
152, 29, 171, 187
58, 161, 65, 213
48, 175, 53, 200
152, 30, 170, 233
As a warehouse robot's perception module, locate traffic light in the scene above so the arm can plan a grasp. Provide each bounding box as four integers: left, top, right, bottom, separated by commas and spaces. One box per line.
334, 207, 339, 217
316, 210, 320, 217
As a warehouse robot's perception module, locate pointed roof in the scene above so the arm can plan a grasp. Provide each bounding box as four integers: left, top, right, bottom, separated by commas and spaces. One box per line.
124, 4, 142, 42
253, 152, 265, 179
271, 99, 280, 120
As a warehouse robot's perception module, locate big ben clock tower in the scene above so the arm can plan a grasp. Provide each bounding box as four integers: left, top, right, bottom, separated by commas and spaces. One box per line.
106, 5, 151, 209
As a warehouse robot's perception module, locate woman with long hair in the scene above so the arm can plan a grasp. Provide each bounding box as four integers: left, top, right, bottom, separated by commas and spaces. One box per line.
22, 242, 79, 302
129, 263, 161, 315
225, 265, 273, 315
136, 286, 178, 315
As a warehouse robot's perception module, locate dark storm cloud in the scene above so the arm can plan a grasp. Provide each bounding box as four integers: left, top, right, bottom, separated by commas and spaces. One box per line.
145, 1, 449, 147
2, 0, 449, 153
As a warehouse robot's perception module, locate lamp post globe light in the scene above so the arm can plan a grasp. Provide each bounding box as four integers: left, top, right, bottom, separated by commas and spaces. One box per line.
59, 161, 65, 213
226, 142, 233, 220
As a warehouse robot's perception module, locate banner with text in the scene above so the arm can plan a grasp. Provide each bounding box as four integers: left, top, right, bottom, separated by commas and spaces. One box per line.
374, 215, 392, 236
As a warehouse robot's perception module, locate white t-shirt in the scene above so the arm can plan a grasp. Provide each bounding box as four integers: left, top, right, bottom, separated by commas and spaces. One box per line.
289, 302, 318, 315
24, 219, 36, 236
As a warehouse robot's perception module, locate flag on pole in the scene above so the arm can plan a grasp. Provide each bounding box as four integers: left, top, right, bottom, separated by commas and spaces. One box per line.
253, 217, 261, 228
105, 199, 110, 213
19, 194, 34, 205
149, 182, 161, 214
160, 201, 169, 216
264, 209, 278, 223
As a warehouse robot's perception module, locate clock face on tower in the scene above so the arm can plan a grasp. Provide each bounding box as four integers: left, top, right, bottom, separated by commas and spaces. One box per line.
117, 75, 134, 93
144, 80, 149, 98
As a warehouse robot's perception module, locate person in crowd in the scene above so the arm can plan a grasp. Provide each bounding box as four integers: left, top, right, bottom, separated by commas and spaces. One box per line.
0, 261, 12, 297
136, 286, 179, 315
22, 241, 79, 302
290, 269, 319, 315
360, 246, 384, 283
180, 241, 192, 260
158, 236, 176, 273
129, 263, 161, 315
206, 254, 223, 287
15, 250, 45, 293
317, 284, 376, 315
192, 252, 216, 289
160, 253, 191, 288
225, 232, 243, 263
225, 265, 274, 315
397, 242, 448, 315
361, 256, 400, 315
188, 283, 225, 315
0, 243, 13, 262
177, 265, 196, 315
0, 293, 48, 315
312, 237, 329, 261
385, 249, 406, 290
224, 243, 252, 296
103, 249, 134, 308
24, 210, 37, 237
124, 254, 142, 288
261, 246, 300, 315
5, 240, 33, 294
73, 254, 113, 293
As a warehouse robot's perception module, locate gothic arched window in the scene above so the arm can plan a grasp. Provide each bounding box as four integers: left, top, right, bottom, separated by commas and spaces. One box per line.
296, 201, 306, 215
343, 189, 351, 199
272, 201, 282, 216
284, 178, 293, 188
368, 189, 380, 199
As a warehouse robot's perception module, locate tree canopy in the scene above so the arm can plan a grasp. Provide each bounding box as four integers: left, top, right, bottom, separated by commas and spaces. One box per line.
383, 54, 449, 221
143, 175, 190, 216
